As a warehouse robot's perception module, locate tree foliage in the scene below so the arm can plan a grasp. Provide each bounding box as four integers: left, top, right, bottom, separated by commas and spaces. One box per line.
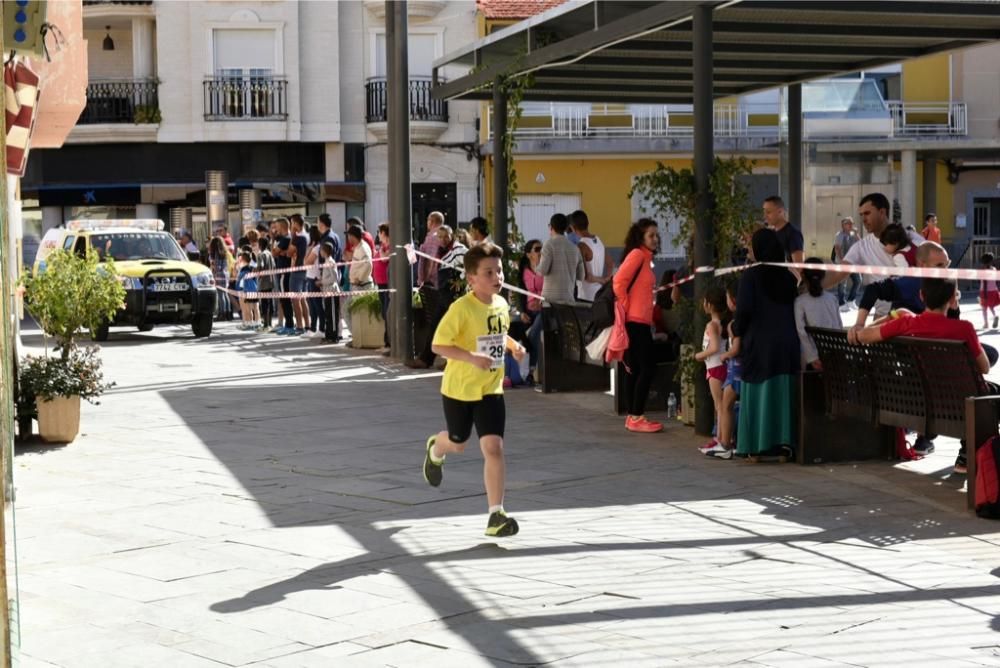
21, 248, 126, 359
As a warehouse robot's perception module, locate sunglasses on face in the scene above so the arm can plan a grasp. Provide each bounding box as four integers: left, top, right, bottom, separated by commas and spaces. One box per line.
529, 247, 541, 252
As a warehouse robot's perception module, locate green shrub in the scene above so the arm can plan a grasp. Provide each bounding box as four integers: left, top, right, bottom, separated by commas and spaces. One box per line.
20, 347, 114, 405
347, 292, 383, 320
20, 248, 126, 359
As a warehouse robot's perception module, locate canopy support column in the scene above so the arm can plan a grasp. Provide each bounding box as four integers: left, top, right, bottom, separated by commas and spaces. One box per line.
492, 77, 509, 255
693, 3, 714, 436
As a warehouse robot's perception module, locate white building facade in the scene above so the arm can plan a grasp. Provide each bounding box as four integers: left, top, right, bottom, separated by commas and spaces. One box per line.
22, 0, 480, 243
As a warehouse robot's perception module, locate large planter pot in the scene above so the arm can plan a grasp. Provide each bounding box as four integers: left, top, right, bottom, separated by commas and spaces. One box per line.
37, 395, 81, 443
349, 307, 385, 349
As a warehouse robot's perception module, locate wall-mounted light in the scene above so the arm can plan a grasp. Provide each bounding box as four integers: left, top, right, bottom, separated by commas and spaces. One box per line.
102, 26, 114, 51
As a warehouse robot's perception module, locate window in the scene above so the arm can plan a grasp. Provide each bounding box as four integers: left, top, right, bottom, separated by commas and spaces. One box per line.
213, 29, 276, 77
344, 144, 365, 183
373, 32, 438, 78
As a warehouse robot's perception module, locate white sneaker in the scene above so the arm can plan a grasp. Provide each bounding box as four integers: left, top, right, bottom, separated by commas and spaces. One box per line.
703, 442, 729, 456
839, 304, 852, 313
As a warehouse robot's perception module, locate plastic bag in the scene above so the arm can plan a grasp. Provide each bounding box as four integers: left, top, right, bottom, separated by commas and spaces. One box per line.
585, 326, 612, 362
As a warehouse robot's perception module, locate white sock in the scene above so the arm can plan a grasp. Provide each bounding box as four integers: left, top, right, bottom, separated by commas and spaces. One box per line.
429, 447, 445, 465
488, 504, 504, 515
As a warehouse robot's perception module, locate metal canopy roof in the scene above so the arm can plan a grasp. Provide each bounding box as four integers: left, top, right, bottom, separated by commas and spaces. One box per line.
432, 1, 1000, 104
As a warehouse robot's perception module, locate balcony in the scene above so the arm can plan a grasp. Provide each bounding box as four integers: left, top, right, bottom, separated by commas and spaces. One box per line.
79, 79, 159, 125
888, 101, 967, 137
365, 77, 448, 142
68, 79, 160, 143
488, 100, 968, 143
203, 76, 288, 121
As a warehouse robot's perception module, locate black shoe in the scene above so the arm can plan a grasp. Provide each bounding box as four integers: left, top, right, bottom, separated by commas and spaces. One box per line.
993, 316, 997, 329
485, 510, 519, 537
423, 436, 443, 487
954, 454, 968, 475
913, 436, 935, 456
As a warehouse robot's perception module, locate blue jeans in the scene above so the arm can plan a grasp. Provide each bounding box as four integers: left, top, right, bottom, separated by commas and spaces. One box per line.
306, 278, 324, 331
838, 273, 861, 305
526, 309, 543, 370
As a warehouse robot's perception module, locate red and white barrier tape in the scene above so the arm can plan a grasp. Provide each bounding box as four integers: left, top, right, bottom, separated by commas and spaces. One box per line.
245, 253, 394, 279
217, 286, 395, 300
402, 244, 546, 303
664, 260, 1000, 290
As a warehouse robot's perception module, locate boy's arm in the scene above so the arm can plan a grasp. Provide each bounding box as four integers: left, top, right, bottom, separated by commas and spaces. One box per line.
431, 344, 493, 370
850, 324, 884, 345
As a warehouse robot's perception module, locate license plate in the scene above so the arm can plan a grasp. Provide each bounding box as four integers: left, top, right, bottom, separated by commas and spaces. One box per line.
158, 302, 179, 313
152, 283, 187, 292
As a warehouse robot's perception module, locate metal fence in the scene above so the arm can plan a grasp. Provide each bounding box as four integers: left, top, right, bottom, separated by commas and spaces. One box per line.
365, 76, 448, 123
78, 79, 159, 124
488, 101, 968, 140
203, 76, 288, 121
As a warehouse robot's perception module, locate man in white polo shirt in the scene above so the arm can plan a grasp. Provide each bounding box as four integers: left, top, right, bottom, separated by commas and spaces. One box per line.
823, 192, 924, 316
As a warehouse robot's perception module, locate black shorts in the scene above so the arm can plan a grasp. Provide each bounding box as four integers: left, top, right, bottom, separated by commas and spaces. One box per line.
442, 394, 506, 443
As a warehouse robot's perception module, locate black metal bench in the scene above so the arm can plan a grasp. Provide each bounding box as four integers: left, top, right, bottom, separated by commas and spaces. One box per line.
537, 303, 609, 393
805, 326, 1000, 510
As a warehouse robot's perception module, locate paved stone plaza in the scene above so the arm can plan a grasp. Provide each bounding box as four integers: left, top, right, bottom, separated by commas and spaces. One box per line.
13, 314, 1000, 667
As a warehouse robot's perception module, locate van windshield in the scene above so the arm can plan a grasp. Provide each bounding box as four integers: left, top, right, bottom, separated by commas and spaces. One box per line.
89, 232, 187, 262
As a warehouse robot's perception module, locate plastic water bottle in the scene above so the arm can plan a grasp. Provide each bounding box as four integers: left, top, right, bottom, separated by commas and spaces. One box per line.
667, 393, 677, 420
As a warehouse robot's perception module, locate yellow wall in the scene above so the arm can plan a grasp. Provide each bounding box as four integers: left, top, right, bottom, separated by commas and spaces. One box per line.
485, 156, 779, 244
902, 52, 950, 102
916, 161, 955, 240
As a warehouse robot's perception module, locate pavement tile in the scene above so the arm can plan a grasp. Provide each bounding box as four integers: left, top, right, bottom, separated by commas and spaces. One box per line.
17, 317, 1000, 667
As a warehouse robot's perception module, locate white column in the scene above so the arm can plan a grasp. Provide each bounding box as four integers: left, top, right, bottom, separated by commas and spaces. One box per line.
136, 204, 158, 219
41, 206, 63, 232
132, 18, 155, 80
900, 149, 917, 229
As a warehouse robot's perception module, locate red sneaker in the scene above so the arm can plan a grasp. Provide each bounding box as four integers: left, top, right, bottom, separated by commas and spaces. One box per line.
626, 416, 663, 433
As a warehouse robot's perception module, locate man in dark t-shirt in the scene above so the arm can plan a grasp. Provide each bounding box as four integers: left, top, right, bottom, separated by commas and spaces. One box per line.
763, 195, 804, 263
271, 218, 294, 333
289, 214, 309, 333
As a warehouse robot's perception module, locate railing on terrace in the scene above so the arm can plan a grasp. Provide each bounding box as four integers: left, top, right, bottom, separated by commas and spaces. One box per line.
888, 101, 967, 137
487, 101, 967, 140
365, 76, 448, 123
203, 76, 287, 121
78, 79, 159, 124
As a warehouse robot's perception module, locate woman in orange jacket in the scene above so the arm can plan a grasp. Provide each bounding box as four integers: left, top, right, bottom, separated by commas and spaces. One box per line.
613, 219, 661, 433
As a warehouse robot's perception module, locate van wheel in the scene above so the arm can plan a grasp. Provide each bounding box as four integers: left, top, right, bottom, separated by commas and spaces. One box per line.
137, 323, 154, 332
192, 313, 213, 338
91, 322, 110, 342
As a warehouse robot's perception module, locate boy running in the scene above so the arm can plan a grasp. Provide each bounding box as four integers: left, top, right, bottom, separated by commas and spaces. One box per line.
422, 243, 527, 537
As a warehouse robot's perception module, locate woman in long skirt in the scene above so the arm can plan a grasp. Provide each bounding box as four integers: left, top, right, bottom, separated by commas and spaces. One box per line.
733, 228, 800, 459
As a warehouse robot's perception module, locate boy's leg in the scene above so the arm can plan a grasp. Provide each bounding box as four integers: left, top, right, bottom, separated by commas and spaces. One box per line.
480, 435, 506, 509
424, 397, 473, 487
473, 395, 517, 536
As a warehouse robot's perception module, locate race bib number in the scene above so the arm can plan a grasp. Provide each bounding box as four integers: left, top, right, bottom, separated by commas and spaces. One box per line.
476, 333, 506, 370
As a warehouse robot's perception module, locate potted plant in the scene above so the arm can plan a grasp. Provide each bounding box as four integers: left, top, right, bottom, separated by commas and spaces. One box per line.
19, 349, 114, 442
18, 248, 125, 442
347, 292, 385, 349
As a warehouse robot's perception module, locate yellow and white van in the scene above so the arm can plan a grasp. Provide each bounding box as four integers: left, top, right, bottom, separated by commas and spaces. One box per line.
34, 220, 217, 340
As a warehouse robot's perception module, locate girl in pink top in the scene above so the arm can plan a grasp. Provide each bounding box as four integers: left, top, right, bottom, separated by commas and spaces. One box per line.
374, 223, 391, 349
521, 239, 545, 378
613, 219, 660, 433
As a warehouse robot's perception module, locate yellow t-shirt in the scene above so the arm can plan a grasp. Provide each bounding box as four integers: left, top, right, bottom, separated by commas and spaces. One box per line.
433, 292, 510, 401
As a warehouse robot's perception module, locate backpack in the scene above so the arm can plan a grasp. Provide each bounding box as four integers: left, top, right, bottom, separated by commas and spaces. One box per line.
975, 436, 1000, 519
590, 264, 641, 332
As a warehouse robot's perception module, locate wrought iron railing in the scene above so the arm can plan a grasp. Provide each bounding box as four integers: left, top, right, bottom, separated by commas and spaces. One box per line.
203, 76, 288, 121
78, 79, 160, 125
365, 76, 448, 123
